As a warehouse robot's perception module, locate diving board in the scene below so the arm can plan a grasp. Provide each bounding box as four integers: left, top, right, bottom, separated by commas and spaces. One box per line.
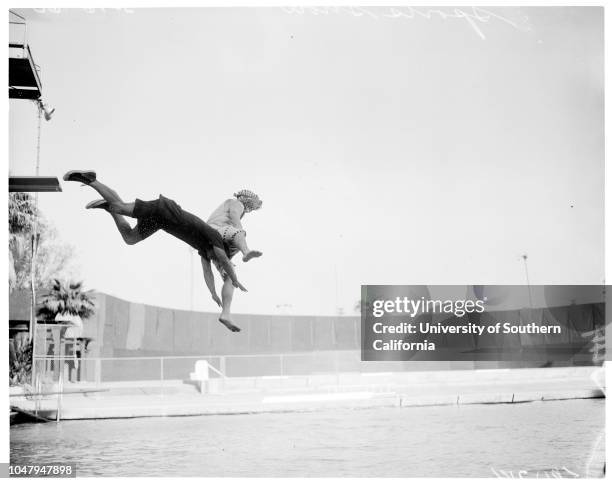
9, 176, 62, 193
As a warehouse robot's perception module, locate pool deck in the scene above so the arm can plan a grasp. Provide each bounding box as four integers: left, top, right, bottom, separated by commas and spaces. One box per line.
10, 366, 605, 421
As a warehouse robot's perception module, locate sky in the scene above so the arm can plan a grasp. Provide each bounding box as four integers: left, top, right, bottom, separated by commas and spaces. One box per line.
9, 7, 604, 316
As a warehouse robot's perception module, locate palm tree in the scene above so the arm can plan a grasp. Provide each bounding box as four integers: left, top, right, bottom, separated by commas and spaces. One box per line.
8, 192, 37, 290
37, 279, 96, 323
36, 280, 96, 384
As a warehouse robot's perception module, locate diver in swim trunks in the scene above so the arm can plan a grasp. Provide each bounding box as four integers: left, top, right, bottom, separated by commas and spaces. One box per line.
205, 190, 263, 331
63, 170, 247, 332
207, 190, 263, 262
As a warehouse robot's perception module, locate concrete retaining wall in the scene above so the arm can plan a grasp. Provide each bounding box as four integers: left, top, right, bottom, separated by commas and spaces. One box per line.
83, 293, 361, 358
13, 291, 601, 381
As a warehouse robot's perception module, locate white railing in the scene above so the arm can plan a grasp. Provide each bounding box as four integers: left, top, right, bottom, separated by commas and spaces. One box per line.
30, 350, 361, 388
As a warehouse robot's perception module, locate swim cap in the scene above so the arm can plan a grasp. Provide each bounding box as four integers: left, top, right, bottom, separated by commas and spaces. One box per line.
234, 189, 263, 212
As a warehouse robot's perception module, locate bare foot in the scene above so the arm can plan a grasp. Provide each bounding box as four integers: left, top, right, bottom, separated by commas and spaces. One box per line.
219, 317, 241, 332
243, 250, 263, 263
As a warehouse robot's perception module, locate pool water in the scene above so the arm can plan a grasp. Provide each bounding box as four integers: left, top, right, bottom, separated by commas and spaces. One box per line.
10, 399, 605, 477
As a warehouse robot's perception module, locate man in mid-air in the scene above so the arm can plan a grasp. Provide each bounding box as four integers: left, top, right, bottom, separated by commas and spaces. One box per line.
63, 169, 255, 332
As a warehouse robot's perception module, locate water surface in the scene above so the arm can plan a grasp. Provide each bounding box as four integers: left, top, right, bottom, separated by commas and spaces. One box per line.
11, 399, 605, 477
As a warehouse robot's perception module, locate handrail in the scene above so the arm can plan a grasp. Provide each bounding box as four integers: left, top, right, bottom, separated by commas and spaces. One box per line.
30, 351, 355, 382
32, 350, 357, 360
9, 10, 27, 23
205, 363, 226, 379
9, 11, 27, 49
33, 353, 232, 383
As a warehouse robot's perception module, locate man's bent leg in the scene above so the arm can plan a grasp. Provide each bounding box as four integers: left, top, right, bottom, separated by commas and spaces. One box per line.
233, 232, 262, 263
88, 180, 135, 216
109, 213, 142, 245
233, 231, 250, 256
95, 205, 158, 246
218, 278, 241, 332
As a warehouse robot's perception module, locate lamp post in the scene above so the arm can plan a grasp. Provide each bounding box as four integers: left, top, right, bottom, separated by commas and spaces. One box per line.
522, 254, 534, 309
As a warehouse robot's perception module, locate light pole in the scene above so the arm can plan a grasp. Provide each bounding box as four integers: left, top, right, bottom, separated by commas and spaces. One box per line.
522, 254, 534, 308
189, 247, 194, 310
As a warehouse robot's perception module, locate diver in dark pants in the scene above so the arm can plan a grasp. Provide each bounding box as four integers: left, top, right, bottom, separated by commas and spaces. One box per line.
63, 170, 247, 332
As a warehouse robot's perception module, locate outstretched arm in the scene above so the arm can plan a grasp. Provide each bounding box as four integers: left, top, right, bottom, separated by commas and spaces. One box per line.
200, 256, 221, 307
213, 246, 247, 292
